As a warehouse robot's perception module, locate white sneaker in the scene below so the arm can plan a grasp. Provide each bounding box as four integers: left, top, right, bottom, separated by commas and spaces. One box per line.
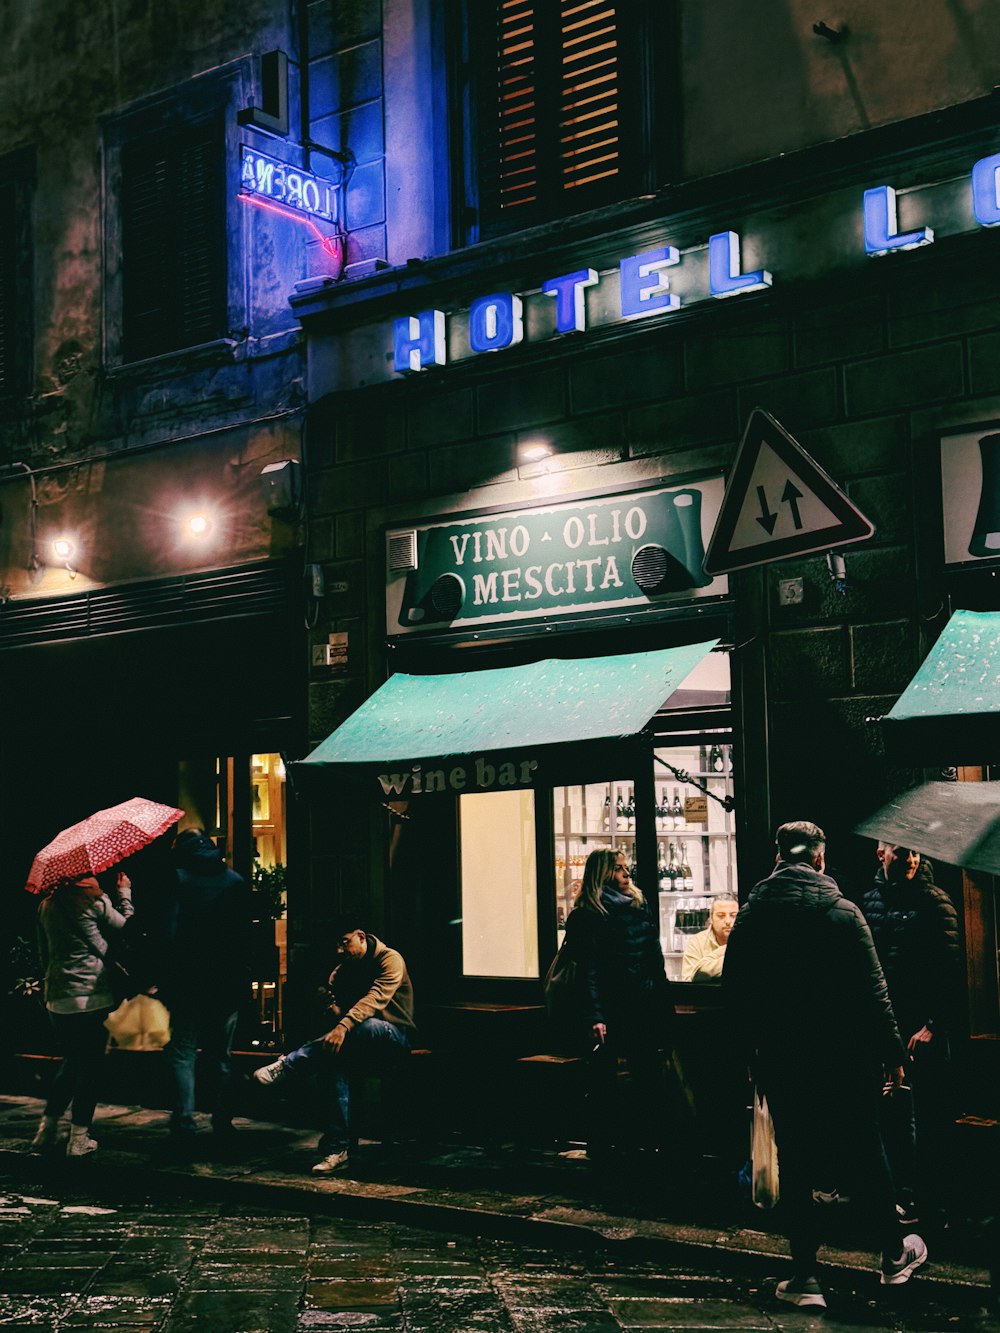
776, 1276, 827, 1308
67, 1128, 98, 1157
253, 1057, 287, 1087
880, 1233, 928, 1285
30, 1115, 62, 1150
312, 1149, 349, 1175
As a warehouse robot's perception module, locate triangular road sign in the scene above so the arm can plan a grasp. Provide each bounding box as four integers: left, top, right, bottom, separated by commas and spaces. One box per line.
703, 408, 875, 575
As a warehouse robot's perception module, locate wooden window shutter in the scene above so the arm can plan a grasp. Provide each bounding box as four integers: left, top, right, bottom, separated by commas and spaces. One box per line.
472, 0, 631, 236
0, 185, 17, 395
121, 120, 224, 361
558, 0, 624, 194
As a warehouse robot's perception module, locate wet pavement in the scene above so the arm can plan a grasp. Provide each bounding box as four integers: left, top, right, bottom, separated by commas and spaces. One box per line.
0, 1095, 995, 1330
0, 1170, 997, 1332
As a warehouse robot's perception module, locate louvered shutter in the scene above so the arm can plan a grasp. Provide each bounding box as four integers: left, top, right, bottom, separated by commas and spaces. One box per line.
472, 0, 632, 236
0, 185, 17, 395
121, 121, 224, 361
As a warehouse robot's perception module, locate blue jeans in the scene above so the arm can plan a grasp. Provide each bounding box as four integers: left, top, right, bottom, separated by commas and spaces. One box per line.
283, 1018, 411, 1152
166, 1001, 240, 1130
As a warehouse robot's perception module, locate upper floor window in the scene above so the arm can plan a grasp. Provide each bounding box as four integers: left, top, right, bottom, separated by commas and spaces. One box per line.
0, 154, 33, 400
121, 119, 225, 362
456, 0, 673, 242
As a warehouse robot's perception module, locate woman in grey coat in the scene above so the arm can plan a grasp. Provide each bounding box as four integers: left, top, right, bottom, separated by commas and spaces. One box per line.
33, 871, 134, 1156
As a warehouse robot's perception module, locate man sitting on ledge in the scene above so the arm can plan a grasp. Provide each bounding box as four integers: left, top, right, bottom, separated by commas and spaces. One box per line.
254, 924, 415, 1174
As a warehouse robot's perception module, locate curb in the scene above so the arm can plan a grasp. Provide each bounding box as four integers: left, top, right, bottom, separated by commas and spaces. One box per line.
0, 1144, 992, 1312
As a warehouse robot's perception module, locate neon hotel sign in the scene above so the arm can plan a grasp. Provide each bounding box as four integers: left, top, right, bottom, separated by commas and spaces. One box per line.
392, 151, 1000, 376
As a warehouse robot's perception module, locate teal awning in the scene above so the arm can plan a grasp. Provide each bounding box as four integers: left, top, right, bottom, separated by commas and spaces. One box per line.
883, 609, 1000, 763
301, 640, 719, 771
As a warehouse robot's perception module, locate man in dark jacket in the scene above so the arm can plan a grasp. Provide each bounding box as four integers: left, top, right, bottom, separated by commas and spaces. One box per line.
863, 844, 961, 1218
162, 830, 251, 1140
723, 821, 926, 1310
253, 925, 415, 1175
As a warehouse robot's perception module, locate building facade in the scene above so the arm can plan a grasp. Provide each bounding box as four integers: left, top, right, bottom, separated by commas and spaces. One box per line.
3, 0, 999, 1115
290, 0, 1000, 1107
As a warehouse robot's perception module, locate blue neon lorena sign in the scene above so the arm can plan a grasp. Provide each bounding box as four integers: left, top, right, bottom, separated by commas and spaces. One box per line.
391, 151, 1000, 374
240, 146, 337, 225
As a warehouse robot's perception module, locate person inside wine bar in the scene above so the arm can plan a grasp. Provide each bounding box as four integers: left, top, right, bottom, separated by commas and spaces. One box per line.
681, 895, 738, 982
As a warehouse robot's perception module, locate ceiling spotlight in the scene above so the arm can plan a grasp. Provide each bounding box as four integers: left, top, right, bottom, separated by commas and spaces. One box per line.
518, 441, 553, 464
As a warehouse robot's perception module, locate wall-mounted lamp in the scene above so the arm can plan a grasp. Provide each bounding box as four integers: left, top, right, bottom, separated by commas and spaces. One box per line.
260, 459, 301, 515
177, 507, 216, 544
518, 441, 553, 464
51, 536, 78, 578
812, 19, 848, 42
825, 549, 847, 594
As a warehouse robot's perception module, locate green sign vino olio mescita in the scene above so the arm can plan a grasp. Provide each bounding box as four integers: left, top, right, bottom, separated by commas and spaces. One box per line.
386, 477, 727, 636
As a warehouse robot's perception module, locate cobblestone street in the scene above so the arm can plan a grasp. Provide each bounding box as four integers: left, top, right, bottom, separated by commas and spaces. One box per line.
0, 1167, 996, 1333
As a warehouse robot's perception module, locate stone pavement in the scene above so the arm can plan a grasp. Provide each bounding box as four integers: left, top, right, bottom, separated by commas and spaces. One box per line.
0, 1094, 994, 1330
0, 1169, 996, 1332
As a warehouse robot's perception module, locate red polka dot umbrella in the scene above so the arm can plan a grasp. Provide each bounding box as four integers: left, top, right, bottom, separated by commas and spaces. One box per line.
25, 797, 185, 894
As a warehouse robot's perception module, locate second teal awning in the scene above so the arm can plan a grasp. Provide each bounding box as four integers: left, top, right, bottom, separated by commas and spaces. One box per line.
301, 640, 719, 771
883, 609, 1000, 763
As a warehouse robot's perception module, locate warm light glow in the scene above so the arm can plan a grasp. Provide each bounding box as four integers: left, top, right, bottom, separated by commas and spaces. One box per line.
519, 441, 553, 463
52, 537, 76, 562
186, 513, 210, 536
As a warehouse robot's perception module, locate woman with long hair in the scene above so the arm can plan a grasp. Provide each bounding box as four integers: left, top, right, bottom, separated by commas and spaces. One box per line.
32, 870, 134, 1156
564, 846, 674, 1160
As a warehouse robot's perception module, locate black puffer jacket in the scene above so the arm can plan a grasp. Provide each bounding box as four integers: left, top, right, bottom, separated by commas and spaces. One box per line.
161, 831, 252, 1008
862, 866, 961, 1037
723, 861, 904, 1081
565, 888, 674, 1039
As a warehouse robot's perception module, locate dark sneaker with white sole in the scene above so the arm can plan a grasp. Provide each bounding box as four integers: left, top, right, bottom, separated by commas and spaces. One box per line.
881, 1233, 928, 1285
253, 1058, 287, 1087
776, 1275, 827, 1308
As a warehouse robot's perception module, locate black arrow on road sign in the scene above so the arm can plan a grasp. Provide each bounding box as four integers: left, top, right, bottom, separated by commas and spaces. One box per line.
782, 479, 804, 529
755, 485, 777, 535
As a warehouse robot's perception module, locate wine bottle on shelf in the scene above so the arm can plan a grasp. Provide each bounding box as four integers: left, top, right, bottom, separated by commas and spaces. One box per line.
602, 791, 611, 832
624, 785, 635, 831
657, 841, 670, 891
709, 743, 725, 773
655, 787, 668, 832
615, 787, 625, 830
678, 840, 694, 890
666, 841, 682, 891
671, 787, 684, 828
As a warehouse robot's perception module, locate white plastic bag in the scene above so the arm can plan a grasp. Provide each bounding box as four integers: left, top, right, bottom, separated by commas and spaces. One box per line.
104, 994, 171, 1051
751, 1088, 779, 1209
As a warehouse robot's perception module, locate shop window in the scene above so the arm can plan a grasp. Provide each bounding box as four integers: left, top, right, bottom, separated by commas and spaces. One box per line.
0, 156, 32, 400
176, 749, 288, 1044
459, 790, 539, 977
120, 120, 225, 362
552, 650, 737, 983
652, 737, 738, 983
457, 0, 674, 240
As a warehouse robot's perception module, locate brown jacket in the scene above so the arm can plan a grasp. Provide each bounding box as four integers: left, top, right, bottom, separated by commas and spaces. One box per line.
329, 935, 416, 1035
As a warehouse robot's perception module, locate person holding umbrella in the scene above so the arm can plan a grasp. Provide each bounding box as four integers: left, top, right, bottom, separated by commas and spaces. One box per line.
33, 870, 135, 1156
24, 797, 185, 1157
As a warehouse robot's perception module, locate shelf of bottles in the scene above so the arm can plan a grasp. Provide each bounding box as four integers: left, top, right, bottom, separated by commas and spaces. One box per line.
653, 740, 738, 982
552, 742, 737, 978
552, 778, 639, 934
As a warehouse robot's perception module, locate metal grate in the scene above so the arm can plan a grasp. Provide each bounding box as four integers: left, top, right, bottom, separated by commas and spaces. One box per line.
387, 530, 418, 573
0, 561, 291, 649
